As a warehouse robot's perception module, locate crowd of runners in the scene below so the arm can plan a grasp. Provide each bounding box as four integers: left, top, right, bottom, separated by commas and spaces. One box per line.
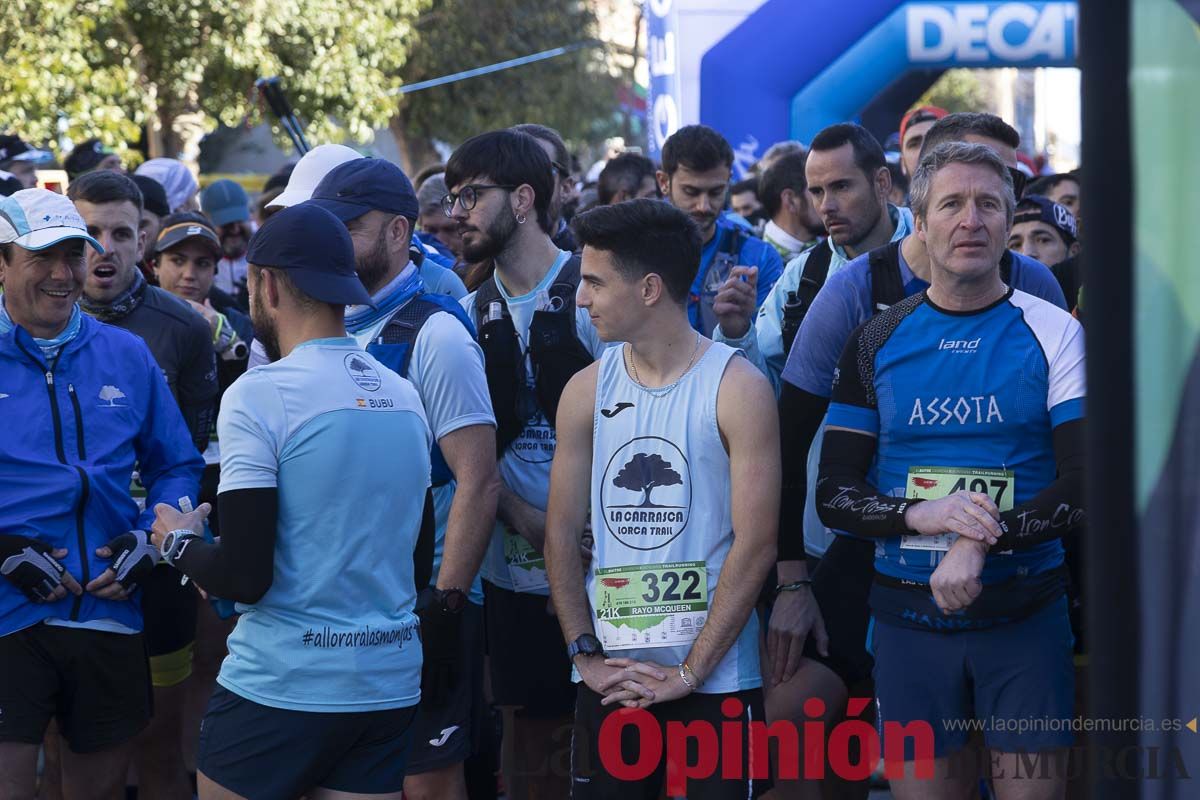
0, 105, 1086, 800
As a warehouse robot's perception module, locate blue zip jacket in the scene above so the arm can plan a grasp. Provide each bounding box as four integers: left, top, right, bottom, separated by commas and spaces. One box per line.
0, 314, 204, 636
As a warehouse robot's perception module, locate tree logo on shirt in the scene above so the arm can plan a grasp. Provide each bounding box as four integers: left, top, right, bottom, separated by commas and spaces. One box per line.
601, 436, 691, 550
97, 384, 128, 407
344, 353, 381, 392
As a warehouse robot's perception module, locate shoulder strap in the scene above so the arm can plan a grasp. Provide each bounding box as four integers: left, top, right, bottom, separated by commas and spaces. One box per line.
868, 240, 906, 314
375, 295, 447, 377
798, 242, 833, 302
721, 224, 745, 258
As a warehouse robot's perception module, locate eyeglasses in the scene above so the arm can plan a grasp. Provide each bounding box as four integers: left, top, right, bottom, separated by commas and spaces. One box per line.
441, 184, 517, 217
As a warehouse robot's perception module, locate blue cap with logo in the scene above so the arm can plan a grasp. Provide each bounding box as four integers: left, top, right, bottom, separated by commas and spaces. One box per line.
201, 179, 251, 227
245, 203, 373, 307
309, 158, 420, 224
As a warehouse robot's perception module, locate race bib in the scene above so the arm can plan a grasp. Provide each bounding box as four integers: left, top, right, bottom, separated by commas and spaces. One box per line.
504, 527, 549, 592
901, 466, 1014, 552
592, 561, 708, 652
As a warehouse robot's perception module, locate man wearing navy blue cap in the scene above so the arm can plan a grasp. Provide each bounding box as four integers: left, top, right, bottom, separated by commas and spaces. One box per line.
151, 202, 434, 799
309, 158, 499, 800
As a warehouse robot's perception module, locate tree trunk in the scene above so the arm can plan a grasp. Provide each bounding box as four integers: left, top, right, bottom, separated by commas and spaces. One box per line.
388, 113, 441, 176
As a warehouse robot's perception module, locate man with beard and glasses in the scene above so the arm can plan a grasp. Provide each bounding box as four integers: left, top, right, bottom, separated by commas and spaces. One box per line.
445, 129, 607, 800
0, 188, 203, 800
150, 203, 432, 799
306, 157, 499, 800
656, 124, 784, 338
201, 179, 254, 307
68, 170, 217, 800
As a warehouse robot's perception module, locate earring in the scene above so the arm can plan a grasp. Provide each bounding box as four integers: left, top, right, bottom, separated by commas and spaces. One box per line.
516, 212, 527, 225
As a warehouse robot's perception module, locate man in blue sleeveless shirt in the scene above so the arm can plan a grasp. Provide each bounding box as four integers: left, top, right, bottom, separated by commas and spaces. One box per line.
152, 203, 432, 800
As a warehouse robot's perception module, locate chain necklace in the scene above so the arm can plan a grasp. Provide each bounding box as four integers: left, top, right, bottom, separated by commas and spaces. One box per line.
626, 332, 703, 394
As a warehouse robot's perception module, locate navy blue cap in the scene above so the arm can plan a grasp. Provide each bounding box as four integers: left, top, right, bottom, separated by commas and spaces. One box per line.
1014, 194, 1077, 245
245, 203, 373, 307
309, 158, 419, 224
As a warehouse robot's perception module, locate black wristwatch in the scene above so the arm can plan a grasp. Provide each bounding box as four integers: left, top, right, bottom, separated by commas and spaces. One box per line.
430, 587, 467, 615
567, 633, 605, 660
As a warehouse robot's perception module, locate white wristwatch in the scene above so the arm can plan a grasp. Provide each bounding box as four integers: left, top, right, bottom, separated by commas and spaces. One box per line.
160, 529, 202, 566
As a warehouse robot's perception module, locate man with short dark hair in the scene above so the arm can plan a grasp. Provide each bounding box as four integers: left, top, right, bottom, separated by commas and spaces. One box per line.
151, 203, 432, 799
64, 138, 123, 180
730, 176, 764, 223
1010, 194, 1082, 313
545, 198, 779, 798
68, 169, 218, 799
1027, 171, 1081, 218
131, 174, 171, 282
446, 129, 606, 800
596, 152, 658, 205
416, 173, 463, 260
0, 134, 52, 189
758, 151, 823, 262
898, 105, 948, 178
714, 122, 911, 392
511, 123, 579, 252
0, 188, 203, 800
657, 124, 784, 337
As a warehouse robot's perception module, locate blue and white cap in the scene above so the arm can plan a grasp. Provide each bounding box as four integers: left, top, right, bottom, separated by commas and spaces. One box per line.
0, 189, 104, 253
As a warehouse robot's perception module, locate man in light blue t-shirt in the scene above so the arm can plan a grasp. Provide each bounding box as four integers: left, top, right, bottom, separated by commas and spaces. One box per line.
152, 203, 434, 800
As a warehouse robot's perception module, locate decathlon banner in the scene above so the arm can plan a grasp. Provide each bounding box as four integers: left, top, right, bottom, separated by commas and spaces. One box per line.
645, 0, 682, 161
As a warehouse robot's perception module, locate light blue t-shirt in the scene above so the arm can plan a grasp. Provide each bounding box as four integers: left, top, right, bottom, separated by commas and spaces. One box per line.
460, 251, 607, 594
215, 337, 431, 712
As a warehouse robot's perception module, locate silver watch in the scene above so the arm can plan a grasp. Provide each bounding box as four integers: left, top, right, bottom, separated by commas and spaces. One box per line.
160, 529, 202, 566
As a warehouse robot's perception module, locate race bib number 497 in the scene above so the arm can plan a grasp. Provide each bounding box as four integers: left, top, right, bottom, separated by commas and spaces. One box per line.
901, 466, 1014, 552
592, 561, 708, 652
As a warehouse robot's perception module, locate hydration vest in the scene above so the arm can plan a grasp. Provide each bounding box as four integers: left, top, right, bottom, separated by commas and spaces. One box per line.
472, 255, 594, 458
366, 291, 477, 487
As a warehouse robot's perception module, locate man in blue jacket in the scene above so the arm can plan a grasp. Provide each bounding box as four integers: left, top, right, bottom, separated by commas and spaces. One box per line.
0, 188, 203, 800
656, 124, 784, 337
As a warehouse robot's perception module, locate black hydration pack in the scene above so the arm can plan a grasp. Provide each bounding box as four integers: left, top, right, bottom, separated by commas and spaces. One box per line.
778, 239, 1017, 355
473, 256, 594, 458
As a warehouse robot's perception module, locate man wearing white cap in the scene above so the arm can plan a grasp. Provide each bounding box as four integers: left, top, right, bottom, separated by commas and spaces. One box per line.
267, 143, 364, 208
0, 189, 204, 799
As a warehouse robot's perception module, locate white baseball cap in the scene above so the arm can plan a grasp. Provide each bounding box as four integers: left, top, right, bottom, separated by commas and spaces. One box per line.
0, 189, 103, 253
268, 144, 364, 208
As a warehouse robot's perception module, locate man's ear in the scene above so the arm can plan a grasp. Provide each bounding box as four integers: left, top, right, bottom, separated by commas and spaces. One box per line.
387, 215, 413, 256
135, 227, 147, 264
875, 166, 893, 203
1068, 241, 1081, 258
512, 184, 537, 221
656, 170, 670, 198
643, 272, 667, 306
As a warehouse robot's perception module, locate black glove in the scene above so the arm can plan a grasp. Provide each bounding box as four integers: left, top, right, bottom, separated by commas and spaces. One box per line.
105, 530, 160, 590
0, 534, 69, 603
416, 587, 465, 709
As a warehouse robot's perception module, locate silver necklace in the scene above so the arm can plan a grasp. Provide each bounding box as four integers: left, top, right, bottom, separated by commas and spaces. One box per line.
626, 333, 702, 394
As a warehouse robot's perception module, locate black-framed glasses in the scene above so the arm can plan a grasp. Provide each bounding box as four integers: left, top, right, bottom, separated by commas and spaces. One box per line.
441, 184, 517, 216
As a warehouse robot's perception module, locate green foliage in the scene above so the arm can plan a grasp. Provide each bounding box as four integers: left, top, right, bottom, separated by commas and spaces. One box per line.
0, 0, 428, 154
398, 0, 621, 147
916, 68, 995, 114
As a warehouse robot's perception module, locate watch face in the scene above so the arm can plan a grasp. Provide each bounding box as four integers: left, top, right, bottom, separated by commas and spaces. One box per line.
442, 588, 467, 614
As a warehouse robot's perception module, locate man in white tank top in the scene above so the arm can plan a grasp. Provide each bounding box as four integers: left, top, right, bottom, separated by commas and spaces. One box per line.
544, 199, 780, 798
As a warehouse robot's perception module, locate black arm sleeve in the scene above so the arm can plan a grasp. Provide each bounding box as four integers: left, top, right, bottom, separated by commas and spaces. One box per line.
815, 429, 918, 537
777, 382, 830, 561
993, 418, 1085, 550
413, 489, 435, 591
178, 322, 219, 453
175, 487, 277, 603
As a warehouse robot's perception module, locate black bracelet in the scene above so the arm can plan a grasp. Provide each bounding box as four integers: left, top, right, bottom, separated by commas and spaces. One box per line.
775, 579, 813, 594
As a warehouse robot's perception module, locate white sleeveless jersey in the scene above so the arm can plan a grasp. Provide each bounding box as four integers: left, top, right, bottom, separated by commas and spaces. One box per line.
586, 341, 761, 694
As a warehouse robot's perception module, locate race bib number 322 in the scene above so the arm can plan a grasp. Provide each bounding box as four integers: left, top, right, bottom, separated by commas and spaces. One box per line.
901, 466, 1014, 552
592, 561, 708, 652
